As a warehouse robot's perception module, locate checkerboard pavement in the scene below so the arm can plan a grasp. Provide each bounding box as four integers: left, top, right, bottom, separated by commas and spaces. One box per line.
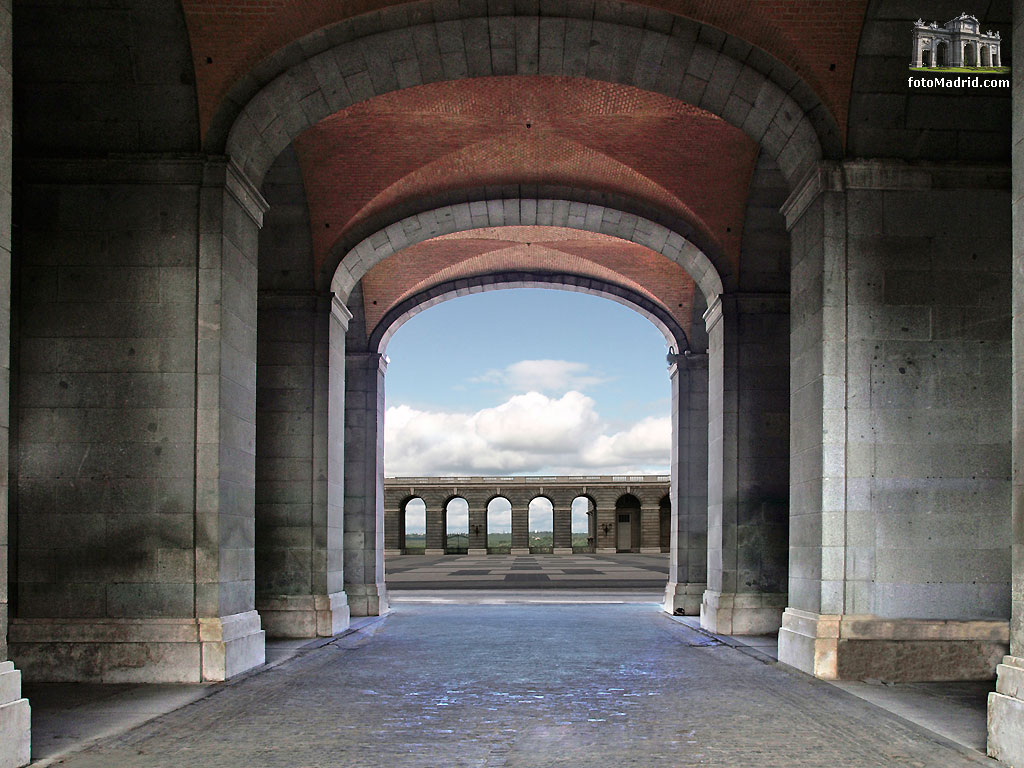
386, 553, 669, 589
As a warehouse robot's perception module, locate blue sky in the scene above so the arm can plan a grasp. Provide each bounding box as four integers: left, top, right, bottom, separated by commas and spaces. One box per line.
382, 288, 673, 479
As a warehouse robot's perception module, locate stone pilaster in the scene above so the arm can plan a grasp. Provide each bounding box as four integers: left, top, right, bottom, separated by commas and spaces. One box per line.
510, 498, 530, 555
665, 353, 709, 617
423, 494, 445, 556
552, 505, 572, 554
10, 157, 266, 682
778, 160, 1012, 682
0, 0, 29, 758
343, 351, 388, 617
989, 7, 1024, 760
255, 295, 349, 638
701, 293, 789, 636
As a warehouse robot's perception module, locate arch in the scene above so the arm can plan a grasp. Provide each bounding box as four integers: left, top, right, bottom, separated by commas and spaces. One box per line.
964, 41, 976, 67
369, 272, 690, 355
981, 45, 992, 67
401, 496, 426, 554
571, 495, 597, 553
614, 493, 642, 554
331, 200, 725, 305
528, 496, 554, 554
486, 496, 513, 554
936, 40, 949, 67
219, 13, 833, 189
444, 496, 469, 554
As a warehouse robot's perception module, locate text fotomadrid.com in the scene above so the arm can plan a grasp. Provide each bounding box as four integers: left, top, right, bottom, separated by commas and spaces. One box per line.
908, 75, 1010, 88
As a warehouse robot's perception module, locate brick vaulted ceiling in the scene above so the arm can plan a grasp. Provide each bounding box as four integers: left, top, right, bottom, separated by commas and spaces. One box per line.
359, 226, 699, 336
294, 76, 760, 276
181, 0, 868, 140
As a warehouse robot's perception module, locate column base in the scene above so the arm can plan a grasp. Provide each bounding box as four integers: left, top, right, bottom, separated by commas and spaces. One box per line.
257, 592, 350, 638
346, 583, 389, 617
663, 582, 706, 616
510, 548, 530, 555
467, 548, 487, 556
424, 548, 444, 556
639, 547, 661, 554
552, 547, 573, 555
384, 549, 402, 558
9, 610, 265, 683
777, 608, 1009, 681
701, 590, 786, 635
0, 661, 30, 768
596, 547, 616, 554
988, 656, 1024, 765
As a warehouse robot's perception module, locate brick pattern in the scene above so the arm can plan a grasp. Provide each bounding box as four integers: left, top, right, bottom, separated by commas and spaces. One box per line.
223, 14, 825, 192
293, 76, 758, 278
330, 199, 724, 313
358, 226, 697, 336
184, 0, 863, 143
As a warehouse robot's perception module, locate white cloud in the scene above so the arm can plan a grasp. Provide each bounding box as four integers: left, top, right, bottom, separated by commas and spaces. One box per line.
383, 391, 669, 476
474, 359, 608, 394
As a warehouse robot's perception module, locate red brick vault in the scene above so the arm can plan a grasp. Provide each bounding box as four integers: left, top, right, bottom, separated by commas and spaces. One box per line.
293, 77, 759, 280
183, 0, 866, 140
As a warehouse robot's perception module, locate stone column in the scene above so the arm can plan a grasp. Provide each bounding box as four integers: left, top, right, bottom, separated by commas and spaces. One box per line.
639, 502, 661, 553
779, 161, 1011, 683
254, 294, 349, 638
423, 494, 446, 556
10, 158, 268, 683
552, 503, 572, 554
0, 0, 30, 757
343, 351, 388, 616
594, 497, 617, 553
665, 354, 710, 616
467, 506, 487, 555
701, 293, 789, 635
989, 7, 1024, 760
510, 498, 530, 555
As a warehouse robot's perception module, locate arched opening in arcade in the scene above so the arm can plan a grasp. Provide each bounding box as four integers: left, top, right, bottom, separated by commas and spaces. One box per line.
572, 496, 596, 553
444, 497, 469, 554
487, 497, 513, 554
937, 40, 949, 66
528, 497, 554, 554
402, 497, 426, 554
238, 0, 819, 645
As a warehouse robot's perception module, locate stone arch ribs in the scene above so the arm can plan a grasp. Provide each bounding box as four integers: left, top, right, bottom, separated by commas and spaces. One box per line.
216, 7, 837, 190
366, 272, 691, 354
329, 199, 725, 306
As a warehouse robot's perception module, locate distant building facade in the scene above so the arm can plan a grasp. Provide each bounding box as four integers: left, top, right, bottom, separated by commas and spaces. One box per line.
911, 13, 1002, 68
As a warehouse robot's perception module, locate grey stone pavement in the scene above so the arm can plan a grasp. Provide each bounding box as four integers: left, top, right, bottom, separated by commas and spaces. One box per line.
24, 597, 996, 768
386, 553, 669, 589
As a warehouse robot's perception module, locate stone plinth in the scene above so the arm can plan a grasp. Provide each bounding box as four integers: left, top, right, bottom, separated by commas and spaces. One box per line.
0, 662, 30, 768
988, 656, 1024, 765
257, 592, 350, 638
663, 582, 705, 616
778, 608, 1009, 681
701, 590, 786, 635
9, 611, 265, 683
347, 583, 389, 618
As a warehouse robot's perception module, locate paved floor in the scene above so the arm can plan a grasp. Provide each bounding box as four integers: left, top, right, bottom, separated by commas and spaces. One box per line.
29, 598, 994, 768
387, 553, 669, 589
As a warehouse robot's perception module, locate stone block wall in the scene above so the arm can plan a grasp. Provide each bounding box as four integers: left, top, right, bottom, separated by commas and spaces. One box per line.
781, 162, 1012, 683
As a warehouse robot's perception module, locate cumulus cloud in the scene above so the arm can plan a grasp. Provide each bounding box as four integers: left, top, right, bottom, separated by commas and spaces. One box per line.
383, 391, 669, 476
474, 359, 608, 394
